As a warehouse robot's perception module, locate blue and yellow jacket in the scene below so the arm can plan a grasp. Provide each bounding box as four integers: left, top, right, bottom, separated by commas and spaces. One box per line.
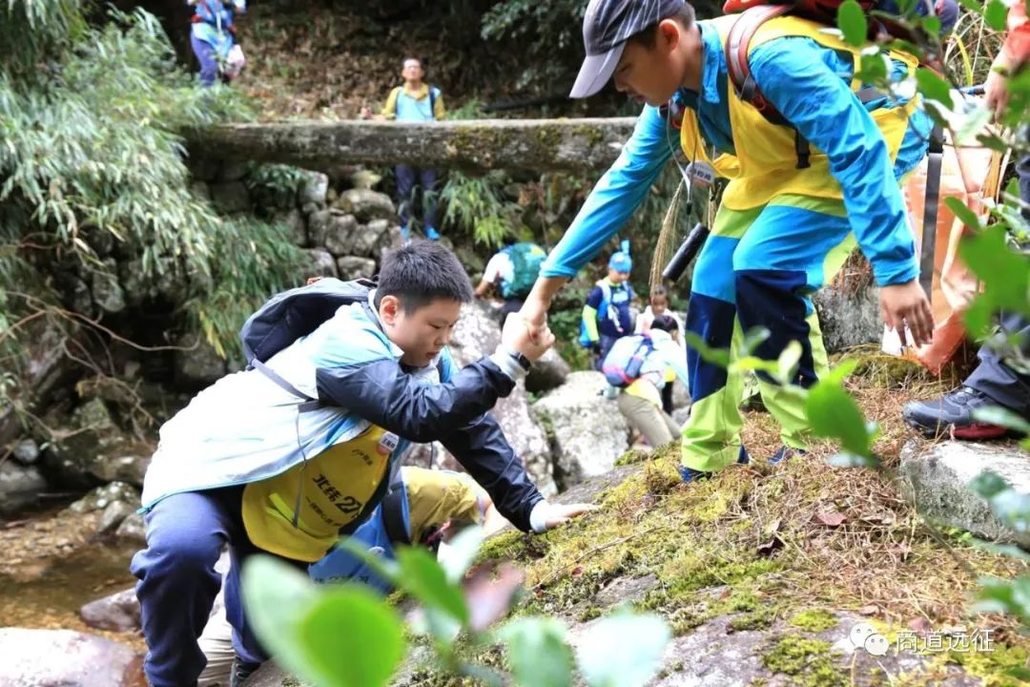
141, 298, 541, 562
541, 16, 932, 288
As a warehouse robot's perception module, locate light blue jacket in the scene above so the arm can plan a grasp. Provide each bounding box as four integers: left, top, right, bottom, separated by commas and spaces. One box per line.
140, 300, 544, 532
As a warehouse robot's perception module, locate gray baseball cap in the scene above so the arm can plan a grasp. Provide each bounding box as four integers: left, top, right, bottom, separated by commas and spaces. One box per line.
570, 0, 687, 98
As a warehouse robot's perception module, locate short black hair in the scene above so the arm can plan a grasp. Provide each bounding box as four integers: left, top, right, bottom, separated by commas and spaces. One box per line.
651, 314, 679, 333
376, 240, 473, 312
650, 286, 669, 301
627, 4, 696, 49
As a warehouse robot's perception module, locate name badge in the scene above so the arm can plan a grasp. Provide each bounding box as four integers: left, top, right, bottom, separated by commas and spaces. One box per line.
377, 432, 400, 456
684, 161, 716, 188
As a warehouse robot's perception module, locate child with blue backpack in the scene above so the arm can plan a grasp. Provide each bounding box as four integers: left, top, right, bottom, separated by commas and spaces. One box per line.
197, 466, 492, 686
580, 249, 636, 369
604, 314, 688, 449
188, 0, 246, 87
131, 241, 594, 687
475, 239, 549, 323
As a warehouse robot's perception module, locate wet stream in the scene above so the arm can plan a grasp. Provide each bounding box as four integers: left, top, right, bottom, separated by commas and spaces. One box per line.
0, 507, 144, 650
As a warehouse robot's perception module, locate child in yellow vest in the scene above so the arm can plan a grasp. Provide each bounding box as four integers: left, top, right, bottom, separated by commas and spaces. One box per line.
131, 241, 594, 687
520, 0, 934, 481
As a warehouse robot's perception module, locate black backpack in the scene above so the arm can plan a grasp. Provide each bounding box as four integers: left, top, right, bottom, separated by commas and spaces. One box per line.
239, 277, 376, 410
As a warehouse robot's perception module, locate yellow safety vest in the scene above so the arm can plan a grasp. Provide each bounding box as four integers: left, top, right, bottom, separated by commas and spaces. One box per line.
242, 424, 398, 562
680, 15, 920, 211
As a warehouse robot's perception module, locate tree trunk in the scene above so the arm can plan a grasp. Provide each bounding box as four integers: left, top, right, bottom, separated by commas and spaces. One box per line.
184, 118, 639, 174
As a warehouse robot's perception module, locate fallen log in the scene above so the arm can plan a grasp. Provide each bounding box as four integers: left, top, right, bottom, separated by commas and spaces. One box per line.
184, 117, 639, 174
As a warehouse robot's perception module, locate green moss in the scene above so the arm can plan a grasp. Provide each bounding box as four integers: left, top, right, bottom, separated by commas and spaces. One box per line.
762, 636, 846, 687
476, 530, 533, 563
663, 549, 780, 597
788, 609, 838, 633
729, 609, 776, 631
945, 643, 1030, 687
615, 448, 650, 466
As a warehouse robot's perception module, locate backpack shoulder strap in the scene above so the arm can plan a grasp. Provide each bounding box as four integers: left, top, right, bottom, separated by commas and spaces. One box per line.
725, 5, 793, 125
379, 469, 411, 545
428, 85, 440, 118
252, 359, 322, 412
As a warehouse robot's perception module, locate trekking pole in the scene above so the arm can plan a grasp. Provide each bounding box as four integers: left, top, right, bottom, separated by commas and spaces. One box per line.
662, 222, 711, 283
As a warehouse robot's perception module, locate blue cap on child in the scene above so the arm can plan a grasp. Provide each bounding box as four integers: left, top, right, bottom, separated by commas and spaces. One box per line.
608, 251, 632, 273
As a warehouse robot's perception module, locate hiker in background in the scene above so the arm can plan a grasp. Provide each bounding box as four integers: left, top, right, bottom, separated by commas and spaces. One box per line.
604, 315, 688, 449
475, 240, 549, 324
519, 0, 935, 484
131, 242, 594, 687
635, 286, 685, 414
635, 285, 683, 337
580, 249, 636, 370
188, 0, 247, 87
362, 57, 446, 241
198, 466, 496, 686
903, 0, 1029, 439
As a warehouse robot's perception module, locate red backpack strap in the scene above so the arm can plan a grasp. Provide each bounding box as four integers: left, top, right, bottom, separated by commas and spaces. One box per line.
724, 5, 792, 125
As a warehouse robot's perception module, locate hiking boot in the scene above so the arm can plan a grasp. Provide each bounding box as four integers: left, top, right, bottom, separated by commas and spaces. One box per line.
678, 446, 749, 483
230, 657, 261, 687
768, 445, 807, 465
903, 386, 1011, 440
425, 226, 441, 241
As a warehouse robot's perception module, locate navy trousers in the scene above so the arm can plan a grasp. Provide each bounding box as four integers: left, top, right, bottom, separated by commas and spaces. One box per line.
130, 486, 304, 687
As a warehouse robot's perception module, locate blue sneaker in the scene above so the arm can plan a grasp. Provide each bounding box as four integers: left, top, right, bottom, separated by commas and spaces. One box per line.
425, 226, 441, 241
679, 446, 749, 483
400, 224, 411, 242
768, 445, 807, 465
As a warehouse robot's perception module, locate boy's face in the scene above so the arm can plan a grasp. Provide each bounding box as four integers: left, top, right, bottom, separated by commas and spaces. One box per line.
651, 295, 668, 315
608, 268, 630, 284
380, 296, 461, 367
613, 20, 691, 107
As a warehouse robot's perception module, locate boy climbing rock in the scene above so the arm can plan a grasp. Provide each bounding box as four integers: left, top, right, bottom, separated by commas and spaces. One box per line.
520, 0, 934, 482
132, 241, 592, 687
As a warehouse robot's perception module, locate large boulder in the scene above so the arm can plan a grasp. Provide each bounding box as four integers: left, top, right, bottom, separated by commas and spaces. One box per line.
812, 269, 882, 353
174, 332, 228, 390
525, 348, 570, 394
301, 248, 339, 279
899, 439, 1030, 548
333, 188, 396, 223
306, 209, 332, 247
12, 438, 40, 464
115, 512, 147, 544
80, 587, 140, 632
42, 398, 116, 489
423, 302, 558, 495
0, 461, 47, 515
336, 256, 377, 281
298, 171, 329, 207
0, 628, 142, 687
208, 181, 250, 214
323, 214, 360, 256
90, 259, 126, 314
277, 208, 308, 247
351, 219, 390, 258
67, 481, 140, 515
530, 371, 629, 489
